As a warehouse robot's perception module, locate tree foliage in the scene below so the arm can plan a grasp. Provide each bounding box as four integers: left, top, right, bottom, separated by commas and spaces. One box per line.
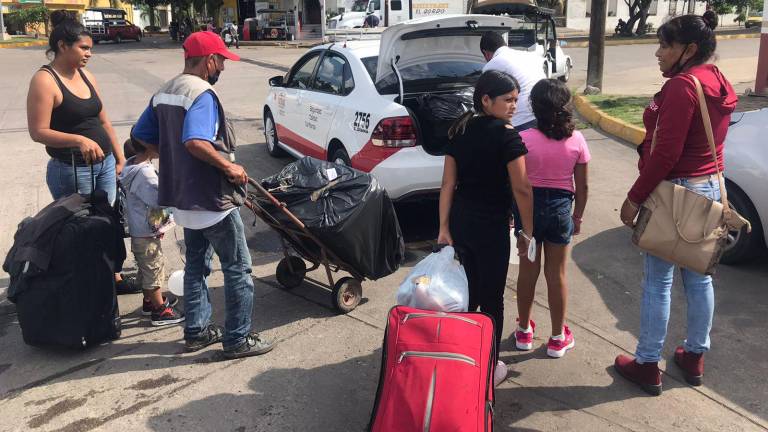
124, 0, 170, 28
9, 5, 49, 34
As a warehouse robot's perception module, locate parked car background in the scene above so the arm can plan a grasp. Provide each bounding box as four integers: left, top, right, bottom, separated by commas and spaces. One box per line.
82, 8, 142, 44
744, 12, 762, 28
264, 15, 537, 201
722, 107, 768, 263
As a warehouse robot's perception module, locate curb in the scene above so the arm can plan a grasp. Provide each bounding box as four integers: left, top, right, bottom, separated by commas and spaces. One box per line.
0, 40, 47, 49
573, 94, 645, 145
563, 31, 759, 48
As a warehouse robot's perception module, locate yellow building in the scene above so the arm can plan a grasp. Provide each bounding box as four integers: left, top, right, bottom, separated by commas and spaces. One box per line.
1, 0, 134, 22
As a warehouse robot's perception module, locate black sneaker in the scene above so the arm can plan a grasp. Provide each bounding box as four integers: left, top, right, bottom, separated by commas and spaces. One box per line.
115, 278, 142, 295
142, 295, 179, 316
222, 333, 276, 360
185, 324, 224, 352
151, 305, 185, 326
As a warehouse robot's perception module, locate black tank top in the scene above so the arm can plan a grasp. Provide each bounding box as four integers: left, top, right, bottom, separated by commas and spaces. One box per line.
41, 65, 112, 165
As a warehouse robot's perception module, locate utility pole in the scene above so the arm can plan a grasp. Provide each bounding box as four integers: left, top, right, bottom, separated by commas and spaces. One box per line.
586, 0, 607, 92
0, 0, 7, 42
755, 0, 768, 94
687, 0, 695, 14
320, 0, 326, 41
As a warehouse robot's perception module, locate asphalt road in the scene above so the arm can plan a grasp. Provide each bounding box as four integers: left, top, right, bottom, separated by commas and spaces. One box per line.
0, 38, 766, 432
565, 37, 761, 95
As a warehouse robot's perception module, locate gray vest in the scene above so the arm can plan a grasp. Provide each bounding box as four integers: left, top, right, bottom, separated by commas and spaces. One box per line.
151, 74, 244, 212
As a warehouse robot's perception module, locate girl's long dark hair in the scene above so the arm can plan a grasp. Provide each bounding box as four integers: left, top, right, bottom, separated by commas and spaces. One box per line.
530, 79, 575, 140
448, 70, 520, 139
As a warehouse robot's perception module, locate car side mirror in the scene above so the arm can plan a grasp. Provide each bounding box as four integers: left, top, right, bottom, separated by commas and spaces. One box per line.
269, 75, 285, 87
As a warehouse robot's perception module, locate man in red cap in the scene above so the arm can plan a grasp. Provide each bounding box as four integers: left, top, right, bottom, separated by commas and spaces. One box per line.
131, 31, 276, 359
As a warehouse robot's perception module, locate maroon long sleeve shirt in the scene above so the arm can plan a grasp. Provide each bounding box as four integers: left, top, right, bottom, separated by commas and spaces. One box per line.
628, 64, 737, 204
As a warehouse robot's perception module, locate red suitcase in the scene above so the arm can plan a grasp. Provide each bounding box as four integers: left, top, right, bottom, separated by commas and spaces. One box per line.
369, 306, 496, 432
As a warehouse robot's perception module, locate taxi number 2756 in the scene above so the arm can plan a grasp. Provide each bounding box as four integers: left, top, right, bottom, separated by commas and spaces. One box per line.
353, 111, 371, 133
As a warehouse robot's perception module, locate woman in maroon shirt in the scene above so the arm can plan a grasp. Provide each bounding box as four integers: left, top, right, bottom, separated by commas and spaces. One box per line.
614, 13, 737, 396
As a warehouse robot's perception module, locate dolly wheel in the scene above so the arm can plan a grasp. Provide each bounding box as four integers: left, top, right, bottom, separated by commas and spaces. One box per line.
332, 277, 362, 314
276, 257, 307, 289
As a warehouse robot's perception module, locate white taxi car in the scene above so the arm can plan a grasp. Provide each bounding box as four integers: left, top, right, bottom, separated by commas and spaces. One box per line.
721, 107, 768, 264
263, 14, 526, 201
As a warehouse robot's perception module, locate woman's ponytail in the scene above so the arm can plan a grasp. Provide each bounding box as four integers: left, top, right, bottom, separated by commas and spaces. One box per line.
448, 111, 475, 139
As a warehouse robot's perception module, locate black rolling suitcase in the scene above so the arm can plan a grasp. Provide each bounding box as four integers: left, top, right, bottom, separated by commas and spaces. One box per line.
4, 189, 126, 349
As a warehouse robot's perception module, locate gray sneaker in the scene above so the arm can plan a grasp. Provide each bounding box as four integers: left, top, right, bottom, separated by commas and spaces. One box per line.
185, 324, 224, 352
223, 333, 276, 359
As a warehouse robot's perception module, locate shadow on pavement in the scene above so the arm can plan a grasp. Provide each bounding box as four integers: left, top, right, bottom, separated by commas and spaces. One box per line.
572, 226, 768, 421
0, 274, 336, 399
147, 349, 382, 431
495, 366, 672, 429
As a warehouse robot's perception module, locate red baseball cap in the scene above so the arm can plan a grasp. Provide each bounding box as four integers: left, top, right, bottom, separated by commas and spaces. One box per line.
183, 31, 241, 61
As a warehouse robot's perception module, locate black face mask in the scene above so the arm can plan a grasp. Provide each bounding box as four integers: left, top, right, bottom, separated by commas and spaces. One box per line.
207, 68, 221, 85
665, 45, 691, 78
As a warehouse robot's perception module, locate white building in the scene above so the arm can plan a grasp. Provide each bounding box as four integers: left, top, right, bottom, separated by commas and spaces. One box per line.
565, 0, 740, 32
131, 5, 172, 30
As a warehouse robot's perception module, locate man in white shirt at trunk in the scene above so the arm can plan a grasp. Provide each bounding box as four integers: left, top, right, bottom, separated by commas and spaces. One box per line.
480, 31, 546, 131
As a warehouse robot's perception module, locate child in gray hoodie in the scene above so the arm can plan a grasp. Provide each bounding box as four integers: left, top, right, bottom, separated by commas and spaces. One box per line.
120, 138, 184, 326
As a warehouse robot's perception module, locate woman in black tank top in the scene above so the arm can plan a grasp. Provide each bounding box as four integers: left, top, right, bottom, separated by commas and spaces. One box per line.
26, 13, 138, 295
26, 13, 125, 206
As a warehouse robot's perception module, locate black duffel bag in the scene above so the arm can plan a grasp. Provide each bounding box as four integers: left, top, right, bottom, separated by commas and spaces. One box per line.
261, 157, 404, 280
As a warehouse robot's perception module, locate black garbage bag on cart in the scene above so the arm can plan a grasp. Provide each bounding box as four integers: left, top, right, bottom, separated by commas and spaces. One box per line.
261, 157, 404, 280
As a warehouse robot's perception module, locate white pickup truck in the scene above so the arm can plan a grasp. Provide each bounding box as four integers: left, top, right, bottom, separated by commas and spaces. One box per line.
328, 0, 469, 29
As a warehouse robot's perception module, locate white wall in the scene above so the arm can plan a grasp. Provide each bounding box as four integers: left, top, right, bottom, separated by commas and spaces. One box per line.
566, 0, 740, 32
132, 6, 172, 30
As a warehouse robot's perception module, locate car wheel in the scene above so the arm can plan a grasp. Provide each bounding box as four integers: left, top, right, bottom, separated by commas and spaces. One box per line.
115, 34, 122, 44
264, 110, 286, 157
559, 58, 572, 83
135, 32, 142, 42
331, 147, 351, 166
720, 184, 764, 264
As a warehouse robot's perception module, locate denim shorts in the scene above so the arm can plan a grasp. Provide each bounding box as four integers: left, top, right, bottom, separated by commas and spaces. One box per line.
512, 187, 574, 245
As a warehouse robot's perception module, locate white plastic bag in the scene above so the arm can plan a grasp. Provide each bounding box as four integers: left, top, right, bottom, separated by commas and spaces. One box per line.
396, 246, 469, 312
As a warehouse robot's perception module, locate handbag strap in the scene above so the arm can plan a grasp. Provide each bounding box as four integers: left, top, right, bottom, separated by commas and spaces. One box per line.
690, 74, 730, 212
649, 75, 729, 213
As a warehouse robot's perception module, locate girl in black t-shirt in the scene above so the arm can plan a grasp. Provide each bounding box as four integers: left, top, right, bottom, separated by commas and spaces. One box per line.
438, 70, 534, 387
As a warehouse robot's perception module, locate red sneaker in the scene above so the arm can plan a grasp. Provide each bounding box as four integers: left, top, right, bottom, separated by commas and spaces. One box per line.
514, 319, 536, 350
547, 325, 575, 358
674, 346, 704, 386
614, 354, 662, 396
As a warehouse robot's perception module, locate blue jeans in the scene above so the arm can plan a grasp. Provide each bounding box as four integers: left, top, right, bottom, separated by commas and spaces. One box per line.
46, 154, 117, 205
635, 176, 721, 363
182, 209, 254, 350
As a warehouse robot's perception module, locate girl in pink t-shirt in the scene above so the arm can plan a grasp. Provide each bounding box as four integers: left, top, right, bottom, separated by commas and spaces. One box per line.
511, 79, 590, 358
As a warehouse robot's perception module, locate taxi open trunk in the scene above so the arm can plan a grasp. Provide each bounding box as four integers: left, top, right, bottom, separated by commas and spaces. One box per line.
373, 15, 524, 155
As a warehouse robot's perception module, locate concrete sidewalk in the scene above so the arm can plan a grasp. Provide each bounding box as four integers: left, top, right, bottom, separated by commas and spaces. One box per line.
0, 44, 766, 431
1, 128, 766, 432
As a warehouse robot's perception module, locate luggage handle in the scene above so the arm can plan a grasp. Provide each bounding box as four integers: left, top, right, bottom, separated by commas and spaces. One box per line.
71, 151, 97, 198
